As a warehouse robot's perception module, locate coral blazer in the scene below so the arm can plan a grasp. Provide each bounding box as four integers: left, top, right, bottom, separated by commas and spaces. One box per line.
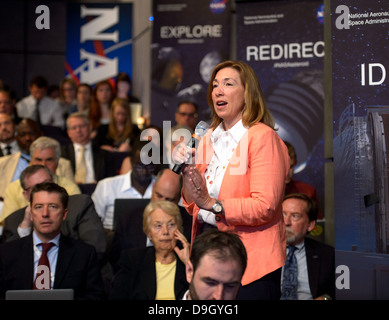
183, 123, 290, 286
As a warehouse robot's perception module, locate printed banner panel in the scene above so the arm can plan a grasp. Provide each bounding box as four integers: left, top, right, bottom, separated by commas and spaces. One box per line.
66, 3, 133, 87
150, 0, 231, 129
331, 0, 389, 299
236, 1, 325, 216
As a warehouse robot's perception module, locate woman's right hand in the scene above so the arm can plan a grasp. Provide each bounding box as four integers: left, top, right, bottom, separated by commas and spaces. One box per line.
174, 229, 190, 265
171, 142, 195, 167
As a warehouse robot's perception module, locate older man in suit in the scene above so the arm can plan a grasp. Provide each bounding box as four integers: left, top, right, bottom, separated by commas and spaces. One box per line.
0, 113, 19, 157
61, 112, 114, 184
0, 136, 80, 222
0, 182, 104, 299
281, 193, 335, 300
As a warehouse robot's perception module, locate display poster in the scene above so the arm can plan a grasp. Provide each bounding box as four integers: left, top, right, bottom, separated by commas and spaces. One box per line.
331, 0, 389, 299
150, 0, 231, 129
236, 1, 325, 217
65, 3, 133, 87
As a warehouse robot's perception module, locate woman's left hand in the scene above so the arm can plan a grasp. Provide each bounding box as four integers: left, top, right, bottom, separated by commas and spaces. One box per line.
183, 165, 214, 211
174, 229, 190, 265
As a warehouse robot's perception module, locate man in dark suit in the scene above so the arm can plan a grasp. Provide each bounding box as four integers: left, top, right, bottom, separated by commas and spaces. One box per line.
110, 168, 192, 272
281, 193, 335, 300
2, 164, 106, 262
61, 112, 113, 184
0, 182, 105, 299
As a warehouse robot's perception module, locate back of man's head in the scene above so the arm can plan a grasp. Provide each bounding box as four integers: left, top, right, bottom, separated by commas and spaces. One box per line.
190, 229, 247, 277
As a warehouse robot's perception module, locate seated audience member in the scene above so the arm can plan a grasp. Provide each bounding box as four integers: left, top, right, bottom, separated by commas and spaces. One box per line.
0, 182, 105, 299
109, 201, 189, 300
2, 165, 106, 262
175, 100, 198, 131
15, 75, 64, 129
115, 72, 141, 103
119, 125, 167, 175
110, 168, 192, 272
57, 78, 77, 118
0, 89, 22, 125
62, 112, 114, 184
68, 83, 92, 116
89, 80, 114, 136
47, 84, 60, 100
281, 193, 335, 300
92, 139, 155, 231
284, 140, 323, 219
183, 229, 247, 300
0, 119, 42, 199
0, 137, 80, 222
0, 113, 19, 157
92, 98, 140, 153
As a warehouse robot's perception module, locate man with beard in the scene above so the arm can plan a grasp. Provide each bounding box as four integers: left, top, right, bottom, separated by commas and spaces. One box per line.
183, 229, 247, 300
281, 193, 334, 300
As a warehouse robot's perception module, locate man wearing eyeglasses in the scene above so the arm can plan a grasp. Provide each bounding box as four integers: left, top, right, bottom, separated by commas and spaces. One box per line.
92, 138, 156, 232
62, 112, 113, 184
175, 101, 198, 131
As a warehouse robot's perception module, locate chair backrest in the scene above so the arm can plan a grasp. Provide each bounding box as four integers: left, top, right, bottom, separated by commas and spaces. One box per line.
113, 198, 150, 231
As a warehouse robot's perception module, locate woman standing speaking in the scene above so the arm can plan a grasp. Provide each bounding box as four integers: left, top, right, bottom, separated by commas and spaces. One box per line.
176, 60, 290, 300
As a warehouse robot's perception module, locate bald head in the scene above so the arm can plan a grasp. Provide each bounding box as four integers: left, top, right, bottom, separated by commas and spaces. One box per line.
151, 169, 182, 203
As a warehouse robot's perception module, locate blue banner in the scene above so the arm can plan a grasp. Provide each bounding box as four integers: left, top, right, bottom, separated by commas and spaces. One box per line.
65, 3, 133, 86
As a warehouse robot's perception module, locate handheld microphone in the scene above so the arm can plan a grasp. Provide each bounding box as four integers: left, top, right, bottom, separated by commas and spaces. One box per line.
172, 120, 210, 174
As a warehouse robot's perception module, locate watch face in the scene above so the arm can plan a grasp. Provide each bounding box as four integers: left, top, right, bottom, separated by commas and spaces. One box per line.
214, 202, 222, 213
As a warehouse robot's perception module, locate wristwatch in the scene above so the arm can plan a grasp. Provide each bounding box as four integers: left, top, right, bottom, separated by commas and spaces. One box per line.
212, 200, 223, 214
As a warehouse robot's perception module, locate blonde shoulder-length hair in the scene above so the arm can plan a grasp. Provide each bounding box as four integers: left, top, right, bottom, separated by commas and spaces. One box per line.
142, 200, 183, 235
206, 60, 275, 130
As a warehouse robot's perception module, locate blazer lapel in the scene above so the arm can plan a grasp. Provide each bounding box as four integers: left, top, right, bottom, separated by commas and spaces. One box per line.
305, 238, 320, 298
53, 235, 75, 288
143, 248, 157, 299
20, 235, 36, 288
69, 145, 76, 172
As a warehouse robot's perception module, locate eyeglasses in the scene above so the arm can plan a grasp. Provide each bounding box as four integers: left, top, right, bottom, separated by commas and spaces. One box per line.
177, 112, 198, 118
68, 124, 88, 131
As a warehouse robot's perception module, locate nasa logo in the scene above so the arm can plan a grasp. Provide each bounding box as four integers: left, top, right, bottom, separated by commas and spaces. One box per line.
316, 4, 324, 25
210, 0, 228, 15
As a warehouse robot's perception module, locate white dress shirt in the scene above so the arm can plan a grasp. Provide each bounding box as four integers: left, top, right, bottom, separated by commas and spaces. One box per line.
92, 171, 154, 230
198, 119, 247, 226
16, 95, 65, 129
0, 140, 20, 156
33, 231, 60, 289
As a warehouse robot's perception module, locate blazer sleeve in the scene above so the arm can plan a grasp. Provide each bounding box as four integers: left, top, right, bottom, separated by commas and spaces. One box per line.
66, 194, 107, 261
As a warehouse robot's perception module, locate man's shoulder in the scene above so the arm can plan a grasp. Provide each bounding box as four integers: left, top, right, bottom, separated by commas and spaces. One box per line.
305, 237, 334, 253
0, 152, 20, 165
0, 234, 30, 252
98, 173, 127, 186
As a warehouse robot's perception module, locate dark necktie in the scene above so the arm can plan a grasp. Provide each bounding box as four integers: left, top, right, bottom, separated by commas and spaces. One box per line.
35, 99, 41, 126
33, 242, 55, 290
281, 245, 298, 300
5, 145, 12, 155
